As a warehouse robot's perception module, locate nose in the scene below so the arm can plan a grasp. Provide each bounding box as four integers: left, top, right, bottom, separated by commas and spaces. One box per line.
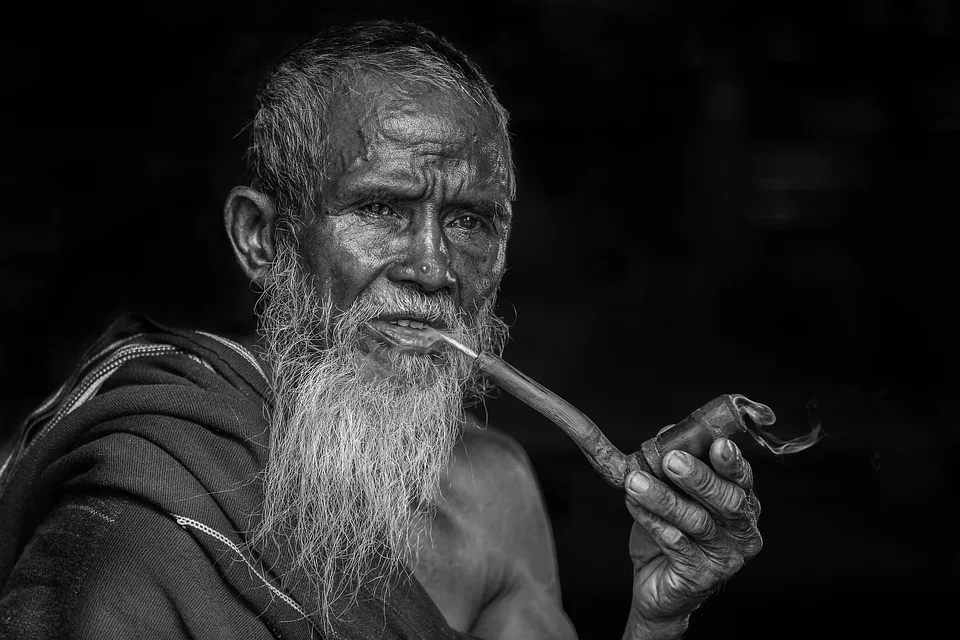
387, 218, 456, 293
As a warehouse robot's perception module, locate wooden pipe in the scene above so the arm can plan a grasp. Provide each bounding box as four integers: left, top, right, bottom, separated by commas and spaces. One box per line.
426, 330, 775, 489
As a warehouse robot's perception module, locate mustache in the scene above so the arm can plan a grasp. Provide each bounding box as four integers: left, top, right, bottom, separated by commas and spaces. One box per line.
336, 288, 466, 333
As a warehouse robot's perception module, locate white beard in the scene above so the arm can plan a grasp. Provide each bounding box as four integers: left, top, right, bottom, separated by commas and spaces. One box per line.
250, 235, 507, 630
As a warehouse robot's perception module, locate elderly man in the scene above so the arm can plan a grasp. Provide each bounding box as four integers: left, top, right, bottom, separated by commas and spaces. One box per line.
0, 21, 762, 639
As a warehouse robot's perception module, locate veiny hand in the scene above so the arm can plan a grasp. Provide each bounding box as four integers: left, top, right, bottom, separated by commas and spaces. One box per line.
621, 437, 762, 640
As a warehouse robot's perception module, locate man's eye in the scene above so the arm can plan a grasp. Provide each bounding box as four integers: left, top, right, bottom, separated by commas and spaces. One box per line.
358, 202, 394, 217
449, 214, 486, 231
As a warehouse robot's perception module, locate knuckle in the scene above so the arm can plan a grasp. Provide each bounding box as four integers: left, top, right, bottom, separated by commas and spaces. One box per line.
705, 553, 745, 583
686, 465, 719, 496
662, 525, 690, 551
640, 510, 667, 538
657, 485, 681, 516
660, 489, 716, 539
742, 532, 764, 558
718, 486, 749, 520
687, 507, 716, 538
720, 553, 746, 576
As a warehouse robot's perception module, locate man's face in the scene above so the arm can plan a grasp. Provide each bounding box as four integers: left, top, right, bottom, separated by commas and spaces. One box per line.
252, 74, 513, 622
297, 74, 512, 356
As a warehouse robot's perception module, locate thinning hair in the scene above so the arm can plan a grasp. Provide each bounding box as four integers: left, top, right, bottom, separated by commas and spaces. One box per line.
246, 20, 515, 231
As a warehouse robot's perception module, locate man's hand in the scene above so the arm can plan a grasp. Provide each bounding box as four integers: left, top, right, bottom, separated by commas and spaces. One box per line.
621, 437, 762, 640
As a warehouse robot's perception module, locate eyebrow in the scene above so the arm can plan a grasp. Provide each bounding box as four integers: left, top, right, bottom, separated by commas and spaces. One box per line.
337, 183, 417, 205
333, 182, 510, 220
450, 197, 511, 221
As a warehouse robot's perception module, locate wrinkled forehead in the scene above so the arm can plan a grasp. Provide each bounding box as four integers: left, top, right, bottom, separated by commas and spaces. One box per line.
323, 72, 510, 185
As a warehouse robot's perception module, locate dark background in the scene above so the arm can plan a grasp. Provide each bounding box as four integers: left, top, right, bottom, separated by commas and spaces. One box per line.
2, 0, 957, 638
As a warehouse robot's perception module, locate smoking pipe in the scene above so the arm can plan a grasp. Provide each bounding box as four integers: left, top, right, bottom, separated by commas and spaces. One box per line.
422, 329, 779, 489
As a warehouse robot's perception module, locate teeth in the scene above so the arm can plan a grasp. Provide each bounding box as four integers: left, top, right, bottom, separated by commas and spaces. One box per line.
383, 318, 431, 329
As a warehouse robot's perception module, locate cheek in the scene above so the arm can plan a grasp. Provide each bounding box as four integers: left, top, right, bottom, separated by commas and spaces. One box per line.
303, 221, 393, 308
453, 235, 507, 304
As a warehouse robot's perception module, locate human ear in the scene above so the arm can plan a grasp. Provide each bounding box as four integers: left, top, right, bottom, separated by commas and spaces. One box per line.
224, 186, 277, 287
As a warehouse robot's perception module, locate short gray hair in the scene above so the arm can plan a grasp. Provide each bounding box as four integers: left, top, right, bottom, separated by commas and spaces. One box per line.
246, 20, 515, 231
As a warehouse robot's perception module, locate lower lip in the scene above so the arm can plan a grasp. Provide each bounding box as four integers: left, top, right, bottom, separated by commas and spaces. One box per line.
367, 320, 438, 354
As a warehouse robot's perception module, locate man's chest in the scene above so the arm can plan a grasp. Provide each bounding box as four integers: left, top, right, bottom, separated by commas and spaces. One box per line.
411, 497, 503, 634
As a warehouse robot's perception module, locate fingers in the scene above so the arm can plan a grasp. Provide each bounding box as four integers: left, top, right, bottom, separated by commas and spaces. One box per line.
662, 449, 746, 522
624, 482, 745, 590
625, 470, 721, 552
658, 449, 763, 558
706, 439, 760, 518
708, 438, 754, 491
624, 498, 710, 575
663, 446, 756, 523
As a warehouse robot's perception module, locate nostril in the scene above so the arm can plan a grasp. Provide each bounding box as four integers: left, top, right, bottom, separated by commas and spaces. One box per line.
415, 260, 455, 285
387, 255, 456, 293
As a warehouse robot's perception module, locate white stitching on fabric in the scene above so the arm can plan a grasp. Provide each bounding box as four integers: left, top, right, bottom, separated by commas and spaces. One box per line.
60, 344, 175, 415
8, 332, 261, 483
186, 353, 216, 371
63, 503, 117, 523
170, 514, 311, 622
1, 341, 204, 485
66, 345, 182, 412
84, 333, 148, 371
28, 334, 147, 419
36, 344, 185, 442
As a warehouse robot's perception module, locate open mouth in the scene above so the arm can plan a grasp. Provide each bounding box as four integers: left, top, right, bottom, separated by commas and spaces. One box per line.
365, 316, 444, 354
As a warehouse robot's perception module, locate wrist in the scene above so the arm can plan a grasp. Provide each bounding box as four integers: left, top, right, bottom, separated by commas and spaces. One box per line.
622, 609, 690, 640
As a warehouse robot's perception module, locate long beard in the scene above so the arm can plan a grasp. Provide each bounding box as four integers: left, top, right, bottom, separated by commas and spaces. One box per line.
250, 237, 508, 630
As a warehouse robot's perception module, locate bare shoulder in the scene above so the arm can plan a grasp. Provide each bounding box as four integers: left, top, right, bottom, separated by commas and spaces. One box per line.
448, 413, 552, 552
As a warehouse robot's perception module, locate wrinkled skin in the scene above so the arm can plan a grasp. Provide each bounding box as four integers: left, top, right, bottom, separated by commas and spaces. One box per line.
300, 74, 512, 335
622, 437, 762, 639
225, 74, 762, 639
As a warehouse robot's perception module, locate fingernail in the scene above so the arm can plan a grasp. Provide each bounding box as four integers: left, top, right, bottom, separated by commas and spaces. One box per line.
666, 451, 691, 476
721, 439, 736, 462
629, 472, 651, 494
